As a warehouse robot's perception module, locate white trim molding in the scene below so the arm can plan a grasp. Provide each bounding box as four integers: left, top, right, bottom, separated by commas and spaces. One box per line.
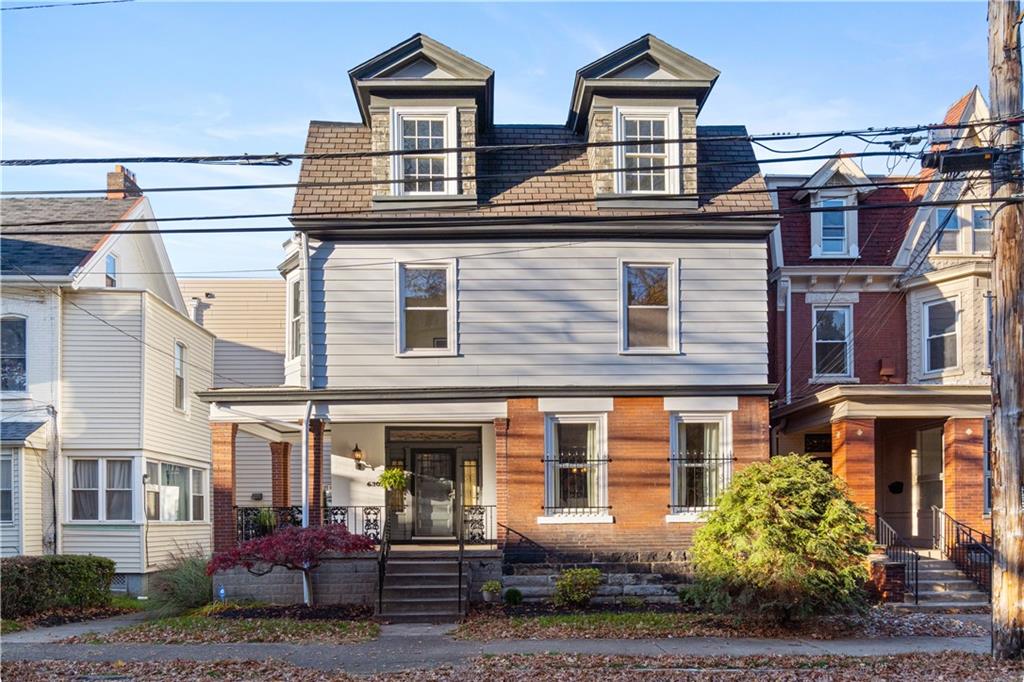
389, 106, 458, 196
617, 258, 680, 355
810, 189, 859, 259
811, 304, 854, 380
394, 258, 458, 357
612, 105, 680, 195
540, 412, 611, 524
668, 411, 732, 520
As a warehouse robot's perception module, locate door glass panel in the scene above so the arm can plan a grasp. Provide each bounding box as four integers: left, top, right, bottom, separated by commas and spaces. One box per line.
414, 452, 454, 536
914, 427, 944, 538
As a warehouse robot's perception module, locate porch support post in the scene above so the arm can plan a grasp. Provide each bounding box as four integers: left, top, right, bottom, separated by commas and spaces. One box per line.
943, 418, 987, 531
270, 441, 292, 508
494, 417, 509, 544
211, 422, 238, 553
306, 419, 325, 527
831, 417, 876, 527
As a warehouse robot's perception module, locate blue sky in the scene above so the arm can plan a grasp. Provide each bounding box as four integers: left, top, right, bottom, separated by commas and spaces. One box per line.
2, 2, 990, 276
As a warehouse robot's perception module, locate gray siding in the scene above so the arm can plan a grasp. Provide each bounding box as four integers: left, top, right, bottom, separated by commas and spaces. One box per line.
311, 239, 768, 388
62, 524, 142, 573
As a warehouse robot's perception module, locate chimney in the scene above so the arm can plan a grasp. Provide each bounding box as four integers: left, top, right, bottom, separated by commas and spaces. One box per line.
106, 165, 142, 200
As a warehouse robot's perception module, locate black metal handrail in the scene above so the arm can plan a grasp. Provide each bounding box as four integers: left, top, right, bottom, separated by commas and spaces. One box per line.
377, 513, 391, 615
931, 506, 993, 594
876, 514, 920, 604
234, 505, 383, 543
457, 505, 466, 617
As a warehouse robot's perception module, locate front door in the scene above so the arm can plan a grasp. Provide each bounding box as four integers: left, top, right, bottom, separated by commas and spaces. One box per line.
413, 449, 455, 537
912, 427, 944, 539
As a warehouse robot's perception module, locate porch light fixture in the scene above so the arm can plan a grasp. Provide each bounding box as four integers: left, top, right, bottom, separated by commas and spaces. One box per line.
352, 444, 365, 470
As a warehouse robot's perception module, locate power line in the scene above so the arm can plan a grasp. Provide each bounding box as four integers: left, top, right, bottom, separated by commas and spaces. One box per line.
1, 0, 131, 10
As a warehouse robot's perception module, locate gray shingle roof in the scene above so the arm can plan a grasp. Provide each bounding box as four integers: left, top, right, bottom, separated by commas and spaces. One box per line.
0, 420, 45, 444
1, 197, 142, 277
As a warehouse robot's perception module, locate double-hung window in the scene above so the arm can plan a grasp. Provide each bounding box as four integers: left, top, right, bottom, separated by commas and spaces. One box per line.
145, 461, 206, 522
811, 193, 857, 258
1, 317, 27, 392
173, 341, 187, 411
288, 279, 301, 360
0, 450, 12, 523
71, 458, 133, 521
614, 108, 679, 194
812, 306, 853, 378
396, 261, 456, 356
935, 208, 961, 253
924, 299, 958, 372
620, 261, 678, 353
391, 108, 456, 196
820, 199, 848, 255
105, 254, 118, 287
972, 208, 992, 253
669, 414, 731, 518
542, 415, 609, 520
145, 461, 160, 521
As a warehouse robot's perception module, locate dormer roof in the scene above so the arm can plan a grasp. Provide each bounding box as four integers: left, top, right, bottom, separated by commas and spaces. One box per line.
567, 34, 720, 132
348, 33, 494, 128
791, 153, 876, 201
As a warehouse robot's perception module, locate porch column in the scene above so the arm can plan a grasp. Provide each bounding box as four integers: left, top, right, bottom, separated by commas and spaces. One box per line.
943, 418, 987, 531
494, 417, 509, 543
306, 419, 325, 527
211, 422, 238, 553
832, 417, 876, 526
270, 441, 291, 508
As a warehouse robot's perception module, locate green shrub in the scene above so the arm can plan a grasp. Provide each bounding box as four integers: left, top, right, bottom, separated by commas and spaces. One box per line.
552, 568, 602, 608
503, 587, 523, 606
688, 454, 872, 623
620, 595, 645, 609
481, 579, 502, 595
1, 554, 115, 618
150, 550, 212, 614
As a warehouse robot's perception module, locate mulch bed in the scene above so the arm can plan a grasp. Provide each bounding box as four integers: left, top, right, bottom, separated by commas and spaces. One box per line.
208, 603, 373, 621
3, 653, 1022, 681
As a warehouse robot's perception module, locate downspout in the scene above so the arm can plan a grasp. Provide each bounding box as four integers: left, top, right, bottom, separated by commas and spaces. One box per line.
784, 277, 792, 404
299, 230, 315, 606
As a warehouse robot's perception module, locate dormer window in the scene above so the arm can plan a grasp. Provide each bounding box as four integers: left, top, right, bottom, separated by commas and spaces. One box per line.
935, 208, 961, 253
105, 254, 118, 287
614, 107, 679, 195
810, 192, 858, 258
391, 107, 457, 196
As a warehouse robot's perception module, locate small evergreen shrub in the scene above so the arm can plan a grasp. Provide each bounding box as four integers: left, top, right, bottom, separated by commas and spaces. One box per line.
503, 587, 523, 606
621, 595, 645, 609
688, 455, 872, 623
552, 568, 602, 608
149, 549, 212, 613
1, 555, 115, 618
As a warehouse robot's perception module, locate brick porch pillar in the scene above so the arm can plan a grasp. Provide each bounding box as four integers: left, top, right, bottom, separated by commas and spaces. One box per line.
211, 422, 238, 553
494, 417, 509, 544
270, 441, 291, 508
306, 419, 325, 527
943, 418, 988, 531
832, 417, 877, 526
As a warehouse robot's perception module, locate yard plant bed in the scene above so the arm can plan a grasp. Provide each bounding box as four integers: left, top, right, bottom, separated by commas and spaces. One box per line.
64, 602, 379, 644
454, 605, 987, 640
0, 596, 145, 634
3, 653, 1021, 681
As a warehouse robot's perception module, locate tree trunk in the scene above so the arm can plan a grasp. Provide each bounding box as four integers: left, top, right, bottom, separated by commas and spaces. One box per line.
988, 0, 1024, 660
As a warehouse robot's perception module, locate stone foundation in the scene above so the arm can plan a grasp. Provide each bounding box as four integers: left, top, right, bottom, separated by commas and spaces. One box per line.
465, 556, 503, 603
212, 554, 378, 605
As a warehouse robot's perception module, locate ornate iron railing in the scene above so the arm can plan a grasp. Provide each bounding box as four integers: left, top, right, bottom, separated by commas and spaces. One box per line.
460, 504, 497, 547
876, 514, 920, 604
667, 455, 733, 514
931, 506, 993, 594
234, 505, 384, 543
377, 513, 391, 615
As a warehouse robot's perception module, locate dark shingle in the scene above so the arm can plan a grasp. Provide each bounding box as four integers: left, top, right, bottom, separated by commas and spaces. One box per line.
0, 420, 45, 444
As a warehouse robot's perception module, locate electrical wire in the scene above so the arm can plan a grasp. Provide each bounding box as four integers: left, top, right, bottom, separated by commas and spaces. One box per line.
1, 0, 131, 10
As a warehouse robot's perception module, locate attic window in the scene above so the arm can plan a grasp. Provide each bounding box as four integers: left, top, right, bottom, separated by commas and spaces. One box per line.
614, 107, 679, 195
810, 192, 858, 258
390, 108, 457, 196
105, 254, 118, 287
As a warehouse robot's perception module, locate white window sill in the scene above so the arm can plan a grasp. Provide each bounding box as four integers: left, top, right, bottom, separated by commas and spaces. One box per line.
922, 367, 964, 380
619, 348, 679, 356
536, 514, 614, 525
809, 376, 859, 384
64, 520, 142, 526
665, 512, 709, 523
1, 391, 32, 399
395, 349, 457, 358
810, 253, 858, 260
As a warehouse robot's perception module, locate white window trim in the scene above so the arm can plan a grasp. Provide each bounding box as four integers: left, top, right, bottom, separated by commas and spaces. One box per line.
144, 460, 209, 524
618, 259, 680, 355
613, 106, 680, 195
922, 296, 961, 375
972, 207, 992, 255
0, 449, 14, 525
105, 253, 119, 288
390, 106, 458, 196
1, 314, 28, 395
810, 191, 859, 259
933, 207, 963, 255
538, 412, 613, 524
811, 304, 855, 379
394, 259, 458, 357
286, 275, 302, 362
666, 412, 732, 522
66, 457, 136, 524
173, 339, 188, 414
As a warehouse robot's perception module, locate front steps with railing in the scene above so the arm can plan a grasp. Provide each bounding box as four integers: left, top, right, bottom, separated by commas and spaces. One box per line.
889, 550, 990, 612
376, 554, 468, 623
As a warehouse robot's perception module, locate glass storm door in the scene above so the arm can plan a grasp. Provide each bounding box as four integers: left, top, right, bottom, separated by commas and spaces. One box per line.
413, 450, 455, 537
912, 427, 944, 539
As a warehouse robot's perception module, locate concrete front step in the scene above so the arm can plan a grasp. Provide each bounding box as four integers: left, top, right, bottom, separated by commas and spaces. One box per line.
917, 579, 982, 592
918, 569, 970, 580
917, 590, 989, 603
378, 611, 463, 624
891, 601, 991, 612
379, 597, 464, 615
384, 572, 463, 587
382, 585, 466, 600
386, 560, 459, 575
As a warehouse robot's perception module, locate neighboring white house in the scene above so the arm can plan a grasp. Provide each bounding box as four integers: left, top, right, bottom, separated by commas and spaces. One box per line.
1, 167, 214, 594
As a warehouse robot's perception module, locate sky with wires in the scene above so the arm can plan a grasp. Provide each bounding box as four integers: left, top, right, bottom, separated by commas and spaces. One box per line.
1, 1, 990, 277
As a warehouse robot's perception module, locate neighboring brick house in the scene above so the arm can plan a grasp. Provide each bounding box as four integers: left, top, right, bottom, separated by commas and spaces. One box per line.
200, 34, 775, 606
768, 88, 993, 544
0, 168, 214, 594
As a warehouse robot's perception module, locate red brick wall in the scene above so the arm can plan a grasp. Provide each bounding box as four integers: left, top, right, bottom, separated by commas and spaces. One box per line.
500, 396, 769, 558
943, 418, 989, 533
306, 419, 325, 526
212, 422, 238, 553
270, 442, 292, 507
832, 417, 877, 526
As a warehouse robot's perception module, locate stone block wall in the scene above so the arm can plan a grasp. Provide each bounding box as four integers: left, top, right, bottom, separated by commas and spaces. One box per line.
458, 107, 476, 196
587, 107, 614, 195
370, 109, 391, 196
212, 554, 378, 606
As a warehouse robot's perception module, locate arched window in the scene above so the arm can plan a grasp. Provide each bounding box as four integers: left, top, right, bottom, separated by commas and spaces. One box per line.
1, 317, 27, 392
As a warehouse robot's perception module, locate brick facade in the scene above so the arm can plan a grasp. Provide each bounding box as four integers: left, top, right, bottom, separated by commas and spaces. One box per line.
270, 441, 292, 508
306, 419, 325, 527
212, 422, 238, 553
499, 396, 769, 561
831, 417, 877, 525
943, 417, 989, 532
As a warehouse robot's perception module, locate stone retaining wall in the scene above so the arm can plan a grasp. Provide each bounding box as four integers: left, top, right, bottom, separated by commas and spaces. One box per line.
502, 554, 691, 604
212, 554, 378, 605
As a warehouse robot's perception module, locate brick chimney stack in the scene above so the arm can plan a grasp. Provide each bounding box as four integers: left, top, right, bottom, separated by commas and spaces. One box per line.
106, 165, 142, 200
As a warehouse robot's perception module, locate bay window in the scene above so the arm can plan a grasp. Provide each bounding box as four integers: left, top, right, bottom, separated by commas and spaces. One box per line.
812, 305, 853, 378
614, 107, 679, 194
71, 458, 133, 522
146, 461, 206, 522
924, 299, 958, 372
1, 450, 12, 523
669, 414, 731, 518
541, 414, 609, 520
620, 261, 678, 353
396, 261, 456, 355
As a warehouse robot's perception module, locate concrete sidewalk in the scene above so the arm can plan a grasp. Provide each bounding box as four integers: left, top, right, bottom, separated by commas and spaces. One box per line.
2, 622, 991, 676
2, 611, 152, 644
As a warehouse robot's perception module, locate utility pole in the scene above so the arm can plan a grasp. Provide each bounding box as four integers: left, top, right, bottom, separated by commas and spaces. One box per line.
988, 0, 1024, 660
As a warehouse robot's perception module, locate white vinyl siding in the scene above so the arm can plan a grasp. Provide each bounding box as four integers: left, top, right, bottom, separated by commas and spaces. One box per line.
145, 522, 210, 569
313, 240, 767, 388
62, 525, 142, 573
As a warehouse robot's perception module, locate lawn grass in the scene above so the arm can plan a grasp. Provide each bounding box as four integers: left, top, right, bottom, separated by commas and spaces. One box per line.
1, 619, 24, 635
109, 595, 155, 612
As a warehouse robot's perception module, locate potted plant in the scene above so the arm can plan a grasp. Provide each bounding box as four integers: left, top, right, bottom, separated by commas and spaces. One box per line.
482, 580, 503, 604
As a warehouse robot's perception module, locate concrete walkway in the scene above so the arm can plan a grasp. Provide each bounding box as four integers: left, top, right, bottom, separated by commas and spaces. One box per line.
2, 622, 991, 676
2, 611, 152, 644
